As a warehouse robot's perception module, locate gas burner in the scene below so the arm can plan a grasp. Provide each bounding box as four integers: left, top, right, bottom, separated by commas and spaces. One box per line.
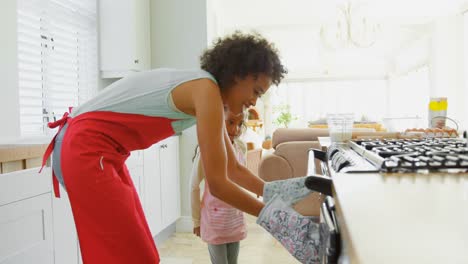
327, 138, 468, 173
354, 138, 468, 172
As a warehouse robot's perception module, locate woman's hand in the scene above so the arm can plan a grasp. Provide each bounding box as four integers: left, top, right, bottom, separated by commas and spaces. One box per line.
263, 176, 312, 205
257, 194, 320, 264
193, 226, 200, 237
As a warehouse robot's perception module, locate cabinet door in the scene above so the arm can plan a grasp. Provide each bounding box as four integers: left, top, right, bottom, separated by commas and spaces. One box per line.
52, 185, 80, 264
99, 0, 135, 73
0, 168, 51, 207
126, 150, 143, 197
134, 0, 150, 71
143, 144, 163, 236
99, 0, 150, 77
0, 193, 54, 264
129, 165, 143, 198
160, 137, 180, 228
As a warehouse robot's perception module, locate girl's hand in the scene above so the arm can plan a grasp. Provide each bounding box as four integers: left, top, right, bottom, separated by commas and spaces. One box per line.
193, 226, 201, 237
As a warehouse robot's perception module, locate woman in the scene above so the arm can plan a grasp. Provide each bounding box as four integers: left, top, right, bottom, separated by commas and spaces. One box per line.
41, 32, 320, 264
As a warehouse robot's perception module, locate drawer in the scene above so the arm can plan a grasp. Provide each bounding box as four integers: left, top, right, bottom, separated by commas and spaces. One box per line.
0, 167, 51, 206
0, 193, 54, 263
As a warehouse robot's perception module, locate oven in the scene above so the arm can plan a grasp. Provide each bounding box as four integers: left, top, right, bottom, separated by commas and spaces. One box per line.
305, 137, 468, 263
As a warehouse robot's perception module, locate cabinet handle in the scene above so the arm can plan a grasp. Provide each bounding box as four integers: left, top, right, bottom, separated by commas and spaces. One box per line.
134, 59, 139, 64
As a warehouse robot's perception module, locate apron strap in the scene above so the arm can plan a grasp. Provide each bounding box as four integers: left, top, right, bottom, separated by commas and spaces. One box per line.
39, 110, 71, 198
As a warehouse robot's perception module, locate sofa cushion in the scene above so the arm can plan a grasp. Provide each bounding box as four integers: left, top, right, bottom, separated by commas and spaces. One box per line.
275, 141, 322, 177
258, 154, 293, 182
272, 127, 378, 149
272, 128, 329, 149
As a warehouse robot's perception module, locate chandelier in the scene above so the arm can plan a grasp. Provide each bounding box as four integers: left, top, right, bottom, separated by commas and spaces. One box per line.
320, 1, 380, 50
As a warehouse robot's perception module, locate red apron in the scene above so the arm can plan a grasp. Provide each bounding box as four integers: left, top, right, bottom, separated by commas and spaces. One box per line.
41, 111, 177, 264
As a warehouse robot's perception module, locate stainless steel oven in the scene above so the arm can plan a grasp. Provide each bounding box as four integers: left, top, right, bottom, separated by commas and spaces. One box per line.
305, 148, 338, 264
305, 137, 468, 263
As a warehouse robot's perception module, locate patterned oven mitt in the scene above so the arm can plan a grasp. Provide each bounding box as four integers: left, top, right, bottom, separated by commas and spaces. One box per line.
263, 176, 312, 205
257, 194, 320, 264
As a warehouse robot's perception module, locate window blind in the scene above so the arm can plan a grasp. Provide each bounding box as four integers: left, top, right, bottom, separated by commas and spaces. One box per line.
17, 0, 97, 136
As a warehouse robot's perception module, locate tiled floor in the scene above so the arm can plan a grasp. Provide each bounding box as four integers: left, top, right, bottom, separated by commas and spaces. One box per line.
160, 257, 194, 264
158, 215, 299, 264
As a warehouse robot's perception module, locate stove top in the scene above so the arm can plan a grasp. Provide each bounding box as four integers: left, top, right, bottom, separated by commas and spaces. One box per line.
328, 138, 468, 173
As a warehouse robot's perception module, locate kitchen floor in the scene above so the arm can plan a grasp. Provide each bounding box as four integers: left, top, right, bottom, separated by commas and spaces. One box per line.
158, 214, 298, 264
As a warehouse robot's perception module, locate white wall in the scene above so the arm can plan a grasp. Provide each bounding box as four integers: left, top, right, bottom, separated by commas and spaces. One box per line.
150, 0, 208, 225
0, 0, 20, 140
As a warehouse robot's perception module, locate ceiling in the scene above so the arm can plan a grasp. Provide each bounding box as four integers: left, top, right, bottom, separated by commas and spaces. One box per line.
209, 0, 465, 77
212, 0, 466, 27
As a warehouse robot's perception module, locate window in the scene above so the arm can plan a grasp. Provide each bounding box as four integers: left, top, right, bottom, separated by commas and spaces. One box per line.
17, 0, 97, 136
387, 66, 430, 122
464, 10, 468, 129
272, 79, 388, 128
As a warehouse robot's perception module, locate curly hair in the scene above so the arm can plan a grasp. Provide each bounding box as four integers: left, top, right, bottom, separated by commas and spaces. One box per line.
200, 31, 287, 90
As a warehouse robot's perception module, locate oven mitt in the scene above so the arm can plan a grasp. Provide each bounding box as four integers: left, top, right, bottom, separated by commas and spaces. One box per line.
257, 194, 320, 264
263, 176, 312, 205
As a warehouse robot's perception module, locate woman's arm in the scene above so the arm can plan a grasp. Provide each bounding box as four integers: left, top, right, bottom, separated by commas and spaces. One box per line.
193, 81, 264, 217
224, 132, 264, 196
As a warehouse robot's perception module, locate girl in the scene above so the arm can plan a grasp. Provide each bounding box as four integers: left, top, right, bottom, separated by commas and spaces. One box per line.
41, 32, 320, 264
191, 110, 247, 264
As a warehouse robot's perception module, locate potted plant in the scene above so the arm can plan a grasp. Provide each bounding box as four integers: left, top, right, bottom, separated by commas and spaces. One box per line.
273, 104, 297, 128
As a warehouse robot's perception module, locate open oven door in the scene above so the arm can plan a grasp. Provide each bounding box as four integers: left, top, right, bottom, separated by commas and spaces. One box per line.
305, 148, 341, 264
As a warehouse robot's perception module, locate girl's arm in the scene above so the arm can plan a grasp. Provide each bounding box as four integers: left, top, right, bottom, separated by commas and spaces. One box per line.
224, 132, 265, 197
193, 81, 264, 217
189, 151, 203, 228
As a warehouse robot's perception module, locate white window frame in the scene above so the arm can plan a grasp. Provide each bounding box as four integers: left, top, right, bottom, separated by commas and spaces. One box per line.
17, 0, 97, 137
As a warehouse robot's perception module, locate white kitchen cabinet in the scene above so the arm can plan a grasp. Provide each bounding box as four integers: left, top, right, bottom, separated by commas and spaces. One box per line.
126, 150, 144, 197
0, 194, 54, 264
99, 0, 151, 78
142, 136, 180, 237
159, 136, 180, 227
142, 143, 163, 235
0, 168, 54, 264
0, 135, 180, 264
52, 184, 81, 264
0, 168, 51, 206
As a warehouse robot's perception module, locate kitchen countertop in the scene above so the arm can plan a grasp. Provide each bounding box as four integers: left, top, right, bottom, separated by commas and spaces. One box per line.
0, 144, 48, 163
333, 172, 468, 264
0, 133, 181, 164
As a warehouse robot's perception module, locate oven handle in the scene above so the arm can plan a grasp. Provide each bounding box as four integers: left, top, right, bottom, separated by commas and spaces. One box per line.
305, 148, 333, 196
304, 174, 333, 196
313, 148, 328, 162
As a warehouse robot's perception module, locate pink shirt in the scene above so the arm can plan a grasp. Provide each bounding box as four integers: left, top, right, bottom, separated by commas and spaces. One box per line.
190, 139, 247, 245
